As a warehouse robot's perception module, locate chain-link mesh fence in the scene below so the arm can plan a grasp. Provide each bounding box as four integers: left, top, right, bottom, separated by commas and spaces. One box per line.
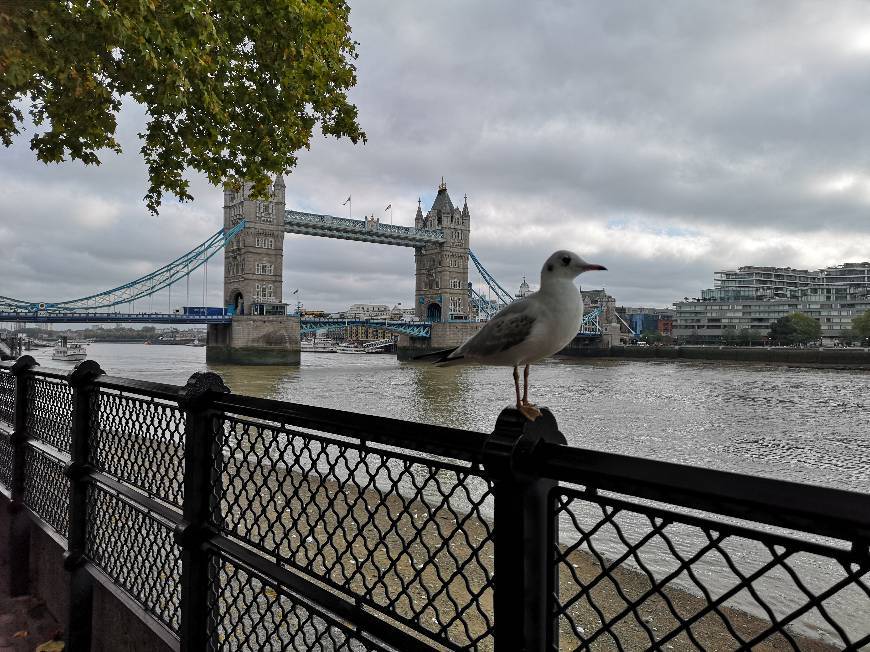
86, 482, 182, 634
89, 388, 186, 508
0, 431, 12, 493
0, 370, 14, 428
26, 375, 72, 453
23, 444, 69, 539
206, 551, 395, 652
551, 488, 870, 651
211, 409, 496, 650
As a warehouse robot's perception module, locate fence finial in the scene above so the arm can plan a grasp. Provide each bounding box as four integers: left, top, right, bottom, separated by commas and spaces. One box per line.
67, 359, 105, 385
485, 406, 566, 480
9, 355, 38, 374
182, 371, 230, 406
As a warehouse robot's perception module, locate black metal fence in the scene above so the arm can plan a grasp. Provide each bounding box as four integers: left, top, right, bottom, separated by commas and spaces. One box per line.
0, 356, 868, 651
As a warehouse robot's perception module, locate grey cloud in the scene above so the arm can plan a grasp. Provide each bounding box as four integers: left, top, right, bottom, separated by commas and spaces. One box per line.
3, 0, 870, 311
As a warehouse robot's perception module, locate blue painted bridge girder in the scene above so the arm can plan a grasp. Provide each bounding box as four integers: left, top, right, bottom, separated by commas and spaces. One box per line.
0, 312, 601, 340
301, 318, 432, 338
284, 210, 444, 247
0, 312, 231, 324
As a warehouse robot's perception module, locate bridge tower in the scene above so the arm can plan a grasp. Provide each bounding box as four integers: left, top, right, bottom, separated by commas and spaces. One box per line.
414, 179, 470, 322
207, 176, 300, 365
223, 176, 287, 316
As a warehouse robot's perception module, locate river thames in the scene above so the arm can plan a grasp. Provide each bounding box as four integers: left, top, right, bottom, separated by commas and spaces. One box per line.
30, 342, 869, 493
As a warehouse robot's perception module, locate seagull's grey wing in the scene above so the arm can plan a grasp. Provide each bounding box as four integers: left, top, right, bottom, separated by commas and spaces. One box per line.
456, 301, 537, 358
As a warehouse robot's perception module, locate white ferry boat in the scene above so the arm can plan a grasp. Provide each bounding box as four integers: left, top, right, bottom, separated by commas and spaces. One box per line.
336, 343, 366, 354
52, 337, 87, 362
301, 338, 338, 353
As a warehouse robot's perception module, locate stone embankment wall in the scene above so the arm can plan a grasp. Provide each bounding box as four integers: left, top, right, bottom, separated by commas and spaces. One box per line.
396, 322, 483, 360
0, 495, 171, 652
559, 343, 870, 366
206, 315, 301, 365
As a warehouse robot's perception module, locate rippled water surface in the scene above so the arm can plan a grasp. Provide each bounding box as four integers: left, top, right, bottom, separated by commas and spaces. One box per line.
33, 343, 870, 491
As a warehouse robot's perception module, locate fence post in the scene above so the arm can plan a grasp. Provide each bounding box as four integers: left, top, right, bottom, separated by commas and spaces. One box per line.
63, 359, 104, 652
484, 406, 567, 652
6, 355, 38, 597
176, 372, 229, 652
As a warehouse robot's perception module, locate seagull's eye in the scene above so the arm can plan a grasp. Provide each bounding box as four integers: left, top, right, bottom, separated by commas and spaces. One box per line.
561, 256, 571, 266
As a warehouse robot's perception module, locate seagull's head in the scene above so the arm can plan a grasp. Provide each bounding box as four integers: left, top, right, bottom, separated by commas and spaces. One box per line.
541, 250, 607, 283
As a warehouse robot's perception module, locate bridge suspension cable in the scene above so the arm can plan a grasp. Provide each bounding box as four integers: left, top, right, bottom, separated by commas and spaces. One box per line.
467, 285, 499, 320
467, 250, 514, 306
2, 221, 245, 313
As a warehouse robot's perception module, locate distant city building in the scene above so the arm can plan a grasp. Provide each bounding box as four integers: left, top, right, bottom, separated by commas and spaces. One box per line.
515, 277, 532, 299
674, 262, 870, 343
343, 323, 395, 342
345, 304, 391, 320
617, 306, 674, 337
390, 305, 416, 321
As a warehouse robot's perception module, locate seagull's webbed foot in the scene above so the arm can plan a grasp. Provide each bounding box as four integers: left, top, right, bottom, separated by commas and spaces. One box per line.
517, 402, 543, 421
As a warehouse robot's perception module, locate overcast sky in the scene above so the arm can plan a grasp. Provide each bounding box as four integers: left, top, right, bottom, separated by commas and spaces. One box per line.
3, 1, 870, 312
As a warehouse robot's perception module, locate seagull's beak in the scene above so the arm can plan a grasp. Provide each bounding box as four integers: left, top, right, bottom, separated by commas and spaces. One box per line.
583, 263, 607, 271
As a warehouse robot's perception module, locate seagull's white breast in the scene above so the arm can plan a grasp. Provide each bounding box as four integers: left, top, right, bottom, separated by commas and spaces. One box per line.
482, 280, 583, 366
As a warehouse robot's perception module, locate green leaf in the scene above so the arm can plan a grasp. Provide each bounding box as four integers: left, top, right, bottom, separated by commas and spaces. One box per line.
0, 0, 364, 214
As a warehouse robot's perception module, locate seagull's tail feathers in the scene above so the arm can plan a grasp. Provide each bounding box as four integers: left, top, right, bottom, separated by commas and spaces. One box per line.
413, 346, 465, 366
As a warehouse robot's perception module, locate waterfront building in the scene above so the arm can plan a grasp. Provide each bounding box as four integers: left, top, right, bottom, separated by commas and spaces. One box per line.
343, 323, 396, 342
515, 277, 532, 300
675, 262, 870, 343
345, 304, 391, 320
617, 307, 674, 337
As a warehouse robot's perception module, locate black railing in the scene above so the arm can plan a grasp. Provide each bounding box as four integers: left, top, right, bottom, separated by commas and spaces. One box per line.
0, 356, 867, 651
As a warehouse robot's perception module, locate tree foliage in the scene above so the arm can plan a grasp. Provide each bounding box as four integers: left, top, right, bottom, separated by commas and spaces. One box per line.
768, 312, 821, 345
0, 0, 365, 213
737, 328, 764, 345
768, 316, 795, 345
851, 310, 870, 342
790, 312, 821, 344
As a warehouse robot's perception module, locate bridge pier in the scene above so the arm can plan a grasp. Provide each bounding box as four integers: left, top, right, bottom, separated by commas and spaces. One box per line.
396, 322, 482, 360
206, 315, 301, 365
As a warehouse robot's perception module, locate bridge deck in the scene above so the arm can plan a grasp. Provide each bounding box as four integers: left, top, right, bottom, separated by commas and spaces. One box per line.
284, 210, 445, 247
0, 312, 231, 324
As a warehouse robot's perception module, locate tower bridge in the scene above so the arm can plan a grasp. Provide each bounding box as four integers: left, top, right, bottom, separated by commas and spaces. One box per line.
220, 176, 476, 326
211, 176, 482, 361
2, 177, 612, 364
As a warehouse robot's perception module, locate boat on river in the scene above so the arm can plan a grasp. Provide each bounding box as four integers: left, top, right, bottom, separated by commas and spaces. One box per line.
146, 333, 196, 345
336, 343, 366, 354
301, 338, 338, 353
52, 337, 87, 362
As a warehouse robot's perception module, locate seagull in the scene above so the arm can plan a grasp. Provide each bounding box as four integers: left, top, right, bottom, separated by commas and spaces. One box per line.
421, 250, 606, 420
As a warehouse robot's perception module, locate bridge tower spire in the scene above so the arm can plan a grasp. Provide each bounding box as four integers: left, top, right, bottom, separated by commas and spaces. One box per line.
414, 179, 471, 322
222, 176, 287, 316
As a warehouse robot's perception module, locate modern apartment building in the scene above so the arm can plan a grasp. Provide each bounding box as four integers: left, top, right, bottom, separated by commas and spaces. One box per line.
616, 306, 674, 337
675, 263, 870, 343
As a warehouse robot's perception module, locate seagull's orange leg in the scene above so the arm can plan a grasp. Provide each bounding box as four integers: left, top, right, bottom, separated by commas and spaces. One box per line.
522, 364, 530, 405
518, 364, 542, 421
